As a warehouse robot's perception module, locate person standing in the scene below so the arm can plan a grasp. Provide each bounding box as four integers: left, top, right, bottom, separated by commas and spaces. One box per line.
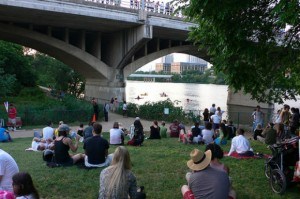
209, 104, 216, 116
8, 103, 17, 131
104, 101, 110, 122
84, 123, 113, 168
92, 98, 99, 121
252, 105, 265, 132
113, 98, 119, 112
122, 101, 128, 117
289, 107, 299, 135
110, 97, 114, 111
0, 149, 19, 192
202, 108, 210, 124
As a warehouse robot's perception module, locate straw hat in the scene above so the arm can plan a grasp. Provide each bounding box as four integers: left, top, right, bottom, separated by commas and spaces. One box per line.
187, 149, 212, 171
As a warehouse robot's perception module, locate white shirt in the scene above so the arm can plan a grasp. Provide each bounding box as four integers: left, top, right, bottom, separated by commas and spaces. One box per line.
209, 107, 216, 114
228, 135, 252, 155
42, 126, 54, 140
16, 194, 35, 199
202, 129, 214, 145
109, 128, 124, 145
123, 103, 127, 111
211, 114, 221, 124
0, 149, 19, 192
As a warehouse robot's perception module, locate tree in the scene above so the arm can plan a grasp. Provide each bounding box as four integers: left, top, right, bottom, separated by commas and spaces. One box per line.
0, 68, 17, 97
31, 53, 85, 97
0, 41, 36, 93
175, 0, 300, 103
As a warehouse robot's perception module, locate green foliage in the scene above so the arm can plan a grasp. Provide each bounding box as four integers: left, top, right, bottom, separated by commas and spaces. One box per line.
127, 99, 189, 123
0, 40, 36, 93
1, 137, 299, 199
31, 53, 85, 97
0, 68, 17, 97
175, 0, 300, 103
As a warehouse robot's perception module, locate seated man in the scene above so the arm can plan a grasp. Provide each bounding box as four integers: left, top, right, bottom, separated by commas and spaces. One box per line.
0, 126, 12, 142
83, 122, 113, 167
228, 128, 254, 157
42, 121, 54, 140
181, 149, 230, 199
257, 123, 277, 145
0, 149, 19, 192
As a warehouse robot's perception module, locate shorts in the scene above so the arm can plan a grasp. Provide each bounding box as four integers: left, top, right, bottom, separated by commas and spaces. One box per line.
183, 190, 194, 199
8, 118, 16, 125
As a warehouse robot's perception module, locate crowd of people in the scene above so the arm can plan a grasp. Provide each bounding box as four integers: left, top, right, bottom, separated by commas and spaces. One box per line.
1, 100, 300, 198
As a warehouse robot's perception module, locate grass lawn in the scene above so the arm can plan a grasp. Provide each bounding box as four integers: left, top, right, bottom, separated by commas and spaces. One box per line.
1, 134, 299, 199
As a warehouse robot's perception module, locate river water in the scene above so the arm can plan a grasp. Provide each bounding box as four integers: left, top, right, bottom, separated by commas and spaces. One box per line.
125, 81, 299, 125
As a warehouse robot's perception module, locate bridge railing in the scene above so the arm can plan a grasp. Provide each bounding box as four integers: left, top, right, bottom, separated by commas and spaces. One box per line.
71, 0, 183, 17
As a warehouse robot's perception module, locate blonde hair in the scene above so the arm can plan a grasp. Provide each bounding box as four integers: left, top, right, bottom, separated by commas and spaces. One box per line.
105, 146, 132, 198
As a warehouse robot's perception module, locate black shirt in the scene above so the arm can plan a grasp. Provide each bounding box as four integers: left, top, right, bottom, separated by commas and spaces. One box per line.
83, 135, 109, 165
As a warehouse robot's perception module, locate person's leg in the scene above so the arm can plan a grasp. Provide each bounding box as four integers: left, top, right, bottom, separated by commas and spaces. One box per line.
181, 185, 189, 196
72, 153, 85, 164
257, 136, 265, 143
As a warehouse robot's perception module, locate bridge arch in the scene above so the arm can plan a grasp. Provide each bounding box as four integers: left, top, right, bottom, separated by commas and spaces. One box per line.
123, 45, 210, 77
0, 22, 110, 79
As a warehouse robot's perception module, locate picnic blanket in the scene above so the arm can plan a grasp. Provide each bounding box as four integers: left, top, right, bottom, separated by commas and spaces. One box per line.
225, 152, 271, 159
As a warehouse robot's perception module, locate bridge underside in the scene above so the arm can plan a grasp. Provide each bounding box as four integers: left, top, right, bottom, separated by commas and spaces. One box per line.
0, 1, 211, 102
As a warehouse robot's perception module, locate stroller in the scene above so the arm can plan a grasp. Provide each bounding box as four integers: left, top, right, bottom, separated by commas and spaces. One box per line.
264, 136, 299, 194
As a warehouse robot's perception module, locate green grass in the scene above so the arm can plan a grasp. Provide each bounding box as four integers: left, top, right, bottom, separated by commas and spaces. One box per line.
1, 135, 299, 199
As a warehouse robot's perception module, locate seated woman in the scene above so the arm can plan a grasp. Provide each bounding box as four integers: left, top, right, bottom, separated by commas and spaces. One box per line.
12, 172, 40, 199
205, 144, 236, 199
148, 120, 161, 139
110, 122, 124, 145
99, 146, 145, 199
201, 122, 214, 145
128, 120, 144, 146
160, 121, 167, 138
52, 124, 84, 166
214, 123, 228, 145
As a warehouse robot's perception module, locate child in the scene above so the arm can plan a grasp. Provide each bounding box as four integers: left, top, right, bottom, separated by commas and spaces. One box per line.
12, 172, 40, 199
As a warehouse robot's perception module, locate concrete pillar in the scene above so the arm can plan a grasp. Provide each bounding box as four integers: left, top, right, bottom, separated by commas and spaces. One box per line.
64, 28, 69, 43
84, 79, 126, 104
80, 30, 86, 51
47, 26, 52, 37
95, 32, 101, 59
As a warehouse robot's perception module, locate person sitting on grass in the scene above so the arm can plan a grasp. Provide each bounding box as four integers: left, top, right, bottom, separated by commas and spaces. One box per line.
148, 120, 161, 139
127, 119, 144, 146
257, 122, 277, 145
214, 123, 228, 145
205, 143, 236, 199
181, 149, 230, 199
160, 121, 167, 138
84, 123, 113, 168
99, 146, 146, 199
0, 149, 19, 192
12, 172, 40, 199
0, 126, 12, 142
109, 122, 124, 145
169, 119, 180, 137
228, 128, 254, 157
253, 123, 263, 140
190, 122, 202, 144
201, 122, 214, 145
52, 124, 84, 166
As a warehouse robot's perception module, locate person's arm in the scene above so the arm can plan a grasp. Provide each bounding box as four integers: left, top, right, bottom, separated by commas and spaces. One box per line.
66, 137, 79, 152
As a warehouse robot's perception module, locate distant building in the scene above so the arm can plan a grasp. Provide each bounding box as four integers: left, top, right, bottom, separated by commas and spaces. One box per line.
156, 62, 207, 74
155, 63, 171, 73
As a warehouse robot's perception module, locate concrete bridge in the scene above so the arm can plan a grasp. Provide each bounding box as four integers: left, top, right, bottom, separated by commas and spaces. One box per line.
0, 0, 210, 102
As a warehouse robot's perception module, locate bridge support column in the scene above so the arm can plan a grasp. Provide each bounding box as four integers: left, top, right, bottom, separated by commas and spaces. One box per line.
85, 79, 126, 105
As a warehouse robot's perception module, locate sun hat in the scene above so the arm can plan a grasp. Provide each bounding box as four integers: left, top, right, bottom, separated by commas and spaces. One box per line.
187, 149, 212, 171
58, 124, 70, 132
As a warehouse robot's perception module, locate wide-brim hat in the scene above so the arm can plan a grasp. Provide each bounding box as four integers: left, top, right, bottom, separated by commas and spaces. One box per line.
187, 149, 212, 171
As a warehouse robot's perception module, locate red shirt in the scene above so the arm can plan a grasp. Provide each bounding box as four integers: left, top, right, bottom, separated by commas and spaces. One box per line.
8, 107, 17, 119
